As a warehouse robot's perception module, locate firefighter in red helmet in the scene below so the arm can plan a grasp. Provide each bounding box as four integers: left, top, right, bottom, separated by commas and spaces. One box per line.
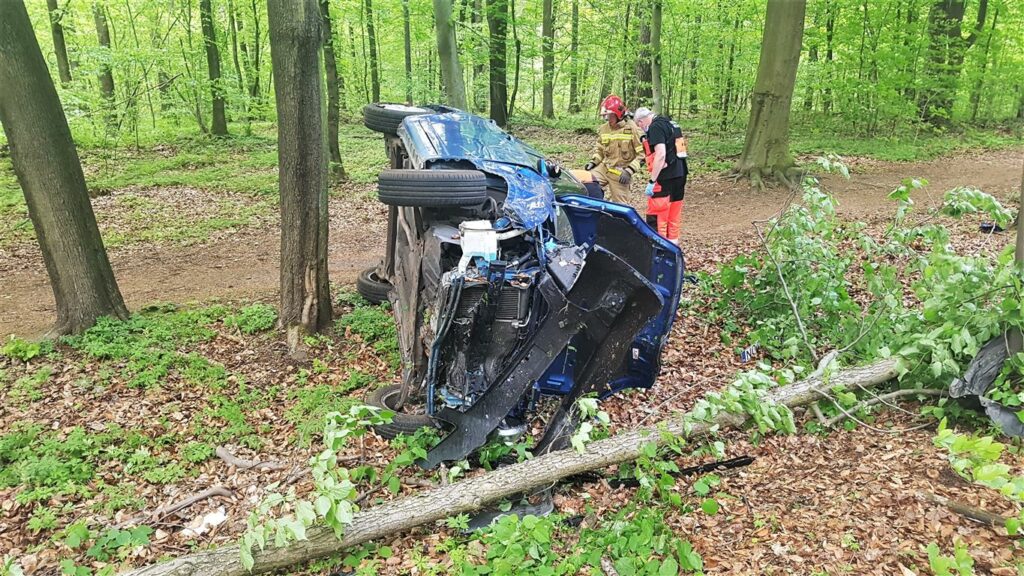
584, 94, 645, 204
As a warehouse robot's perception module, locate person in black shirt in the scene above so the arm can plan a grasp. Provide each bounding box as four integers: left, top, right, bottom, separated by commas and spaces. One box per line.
635, 107, 687, 245
634, 108, 686, 204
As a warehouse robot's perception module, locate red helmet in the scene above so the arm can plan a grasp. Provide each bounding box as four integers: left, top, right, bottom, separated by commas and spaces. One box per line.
600, 94, 626, 122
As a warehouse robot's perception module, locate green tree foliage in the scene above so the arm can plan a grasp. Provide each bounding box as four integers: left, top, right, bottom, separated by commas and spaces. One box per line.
5, 0, 1022, 141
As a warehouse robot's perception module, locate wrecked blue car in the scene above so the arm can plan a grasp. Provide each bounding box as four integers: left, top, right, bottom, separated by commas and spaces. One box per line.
358, 103, 684, 467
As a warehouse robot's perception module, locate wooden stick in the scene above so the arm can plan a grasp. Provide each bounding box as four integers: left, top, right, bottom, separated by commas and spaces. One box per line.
216, 446, 287, 471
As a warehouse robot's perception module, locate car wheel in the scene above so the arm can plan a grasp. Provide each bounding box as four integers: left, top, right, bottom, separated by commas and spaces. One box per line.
363, 103, 451, 135
365, 385, 439, 439
376, 169, 488, 208
355, 268, 391, 305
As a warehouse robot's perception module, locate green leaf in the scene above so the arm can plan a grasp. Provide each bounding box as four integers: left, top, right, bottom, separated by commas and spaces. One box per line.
701, 498, 720, 516
658, 556, 679, 576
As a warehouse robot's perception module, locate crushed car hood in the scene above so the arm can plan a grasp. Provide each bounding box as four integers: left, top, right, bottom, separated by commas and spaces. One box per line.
399, 113, 556, 229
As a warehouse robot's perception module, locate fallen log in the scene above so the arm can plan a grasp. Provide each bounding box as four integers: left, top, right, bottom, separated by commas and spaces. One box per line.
122, 358, 900, 576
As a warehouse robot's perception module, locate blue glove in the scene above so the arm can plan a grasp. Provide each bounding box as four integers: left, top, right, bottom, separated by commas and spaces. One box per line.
644, 181, 655, 197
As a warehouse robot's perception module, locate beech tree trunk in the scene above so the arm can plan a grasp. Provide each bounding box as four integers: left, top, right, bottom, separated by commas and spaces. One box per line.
93, 3, 115, 108
403, 0, 413, 104
487, 0, 509, 126
268, 0, 332, 352
567, 0, 580, 114
632, 3, 652, 105
0, 0, 129, 336
434, 0, 467, 109
320, 0, 345, 177
121, 358, 900, 576
541, 0, 554, 118
919, 0, 988, 125
734, 0, 806, 188
651, 0, 663, 114
200, 0, 228, 136
364, 0, 381, 103
46, 0, 72, 86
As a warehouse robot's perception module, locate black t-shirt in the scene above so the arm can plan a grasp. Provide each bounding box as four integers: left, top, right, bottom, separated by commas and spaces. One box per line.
646, 116, 685, 183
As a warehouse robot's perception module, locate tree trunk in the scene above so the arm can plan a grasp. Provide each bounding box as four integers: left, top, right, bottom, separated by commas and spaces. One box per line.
93, 3, 115, 108
508, 0, 522, 119
121, 358, 901, 576
228, 0, 245, 94
969, 4, 997, 123
734, 0, 806, 187
919, 0, 988, 125
365, 0, 381, 103
320, 0, 345, 179
567, 0, 580, 114
541, 0, 554, 118
46, 0, 72, 86
200, 0, 228, 135
268, 0, 332, 352
248, 0, 262, 102
403, 0, 413, 104
688, 15, 700, 114
0, 0, 129, 336
434, 0, 468, 109
824, 3, 835, 113
487, 0, 509, 126
632, 3, 652, 105
719, 18, 739, 132
651, 0, 663, 114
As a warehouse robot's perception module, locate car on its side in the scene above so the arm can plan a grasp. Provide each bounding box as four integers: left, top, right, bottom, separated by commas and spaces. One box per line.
356, 103, 684, 467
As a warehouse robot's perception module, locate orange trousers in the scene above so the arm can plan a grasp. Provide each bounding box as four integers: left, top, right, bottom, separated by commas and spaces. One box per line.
646, 196, 683, 243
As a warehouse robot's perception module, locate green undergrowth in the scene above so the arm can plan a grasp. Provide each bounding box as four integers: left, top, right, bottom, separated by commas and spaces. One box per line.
335, 299, 400, 369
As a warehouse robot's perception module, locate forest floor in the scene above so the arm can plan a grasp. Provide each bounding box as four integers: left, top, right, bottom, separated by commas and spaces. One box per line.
0, 126, 1023, 575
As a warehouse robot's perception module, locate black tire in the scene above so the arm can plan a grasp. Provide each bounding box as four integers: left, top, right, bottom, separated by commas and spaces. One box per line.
356, 268, 391, 305
365, 385, 438, 439
362, 103, 453, 135
377, 169, 488, 208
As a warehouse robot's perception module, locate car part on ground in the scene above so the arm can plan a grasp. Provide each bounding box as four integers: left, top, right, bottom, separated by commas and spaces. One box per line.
355, 267, 391, 305
362, 104, 684, 468
365, 385, 440, 439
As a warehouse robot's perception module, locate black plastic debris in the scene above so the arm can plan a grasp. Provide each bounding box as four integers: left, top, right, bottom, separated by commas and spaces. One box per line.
949, 330, 1024, 437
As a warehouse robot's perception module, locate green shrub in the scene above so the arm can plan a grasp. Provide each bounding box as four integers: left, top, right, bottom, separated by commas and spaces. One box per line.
223, 303, 278, 334
1, 336, 50, 361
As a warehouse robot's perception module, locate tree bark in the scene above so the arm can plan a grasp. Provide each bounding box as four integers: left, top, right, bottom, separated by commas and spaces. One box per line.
508, 0, 522, 119
919, 0, 988, 125
0, 0, 129, 336
632, 3, 652, 105
719, 18, 740, 132
403, 0, 413, 104
364, 0, 381, 103
93, 3, 115, 107
46, 0, 73, 86
434, 0, 468, 109
320, 0, 345, 176
200, 0, 228, 135
487, 0, 509, 126
228, 0, 245, 94
651, 0, 663, 115
268, 0, 332, 352
541, 0, 554, 118
688, 15, 700, 114
567, 0, 580, 114
120, 358, 900, 576
734, 0, 806, 187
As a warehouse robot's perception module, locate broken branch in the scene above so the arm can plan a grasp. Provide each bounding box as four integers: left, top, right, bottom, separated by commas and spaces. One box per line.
121, 358, 899, 576
216, 447, 287, 471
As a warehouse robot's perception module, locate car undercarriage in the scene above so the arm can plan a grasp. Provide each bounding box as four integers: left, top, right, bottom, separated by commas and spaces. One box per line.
357, 103, 684, 469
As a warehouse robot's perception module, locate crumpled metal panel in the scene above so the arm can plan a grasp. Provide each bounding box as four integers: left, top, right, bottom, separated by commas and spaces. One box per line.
950, 331, 1024, 437
399, 112, 556, 228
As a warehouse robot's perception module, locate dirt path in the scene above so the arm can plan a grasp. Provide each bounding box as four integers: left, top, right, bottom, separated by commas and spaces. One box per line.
1, 148, 1020, 338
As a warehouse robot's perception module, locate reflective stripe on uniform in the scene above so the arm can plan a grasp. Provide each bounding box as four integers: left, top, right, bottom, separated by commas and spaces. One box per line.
600, 134, 636, 142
